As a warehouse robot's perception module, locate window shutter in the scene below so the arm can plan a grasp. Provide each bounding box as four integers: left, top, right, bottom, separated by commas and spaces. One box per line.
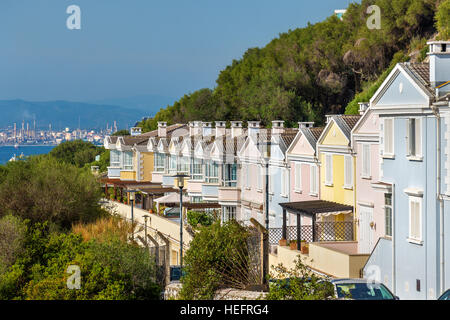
415, 118, 422, 156
295, 163, 301, 191
409, 199, 421, 241
344, 156, 352, 187
362, 144, 371, 177
325, 154, 332, 185
310, 165, 317, 194
384, 118, 393, 155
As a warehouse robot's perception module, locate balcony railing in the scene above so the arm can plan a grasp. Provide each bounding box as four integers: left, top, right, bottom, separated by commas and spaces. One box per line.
269, 222, 355, 245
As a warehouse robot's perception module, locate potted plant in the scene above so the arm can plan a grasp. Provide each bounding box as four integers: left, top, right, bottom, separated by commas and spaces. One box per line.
289, 240, 298, 250
279, 239, 288, 246
301, 241, 309, 254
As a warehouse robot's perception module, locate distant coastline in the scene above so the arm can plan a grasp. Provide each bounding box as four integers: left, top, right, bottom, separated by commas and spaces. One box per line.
0, 144, 58, 147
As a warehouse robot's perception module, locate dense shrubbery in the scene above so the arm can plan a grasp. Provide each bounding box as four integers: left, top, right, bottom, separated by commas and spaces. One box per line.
179, 221, 250, 300
0, 220, 160, 300
49, 140, 104, 168
139, 0, 441, 130
186, 210, 214, 228
0, 156, 104, 230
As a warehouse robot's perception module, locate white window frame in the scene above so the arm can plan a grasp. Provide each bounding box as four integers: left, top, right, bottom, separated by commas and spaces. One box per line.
224, 163, 237, 187
205, 160, 219, 184
406, 117, 423, 160
245, 164, 250, 189
384, 193, 393, 237
325, 154, 333, 186
269, 166, 274, 194
110, 150, 121, 167
154, 153, 166, 172
256, 165, 263, 191
382, 118, 394, 158
294, 162, 302, 193
123, 151, 133, 171
362, 144, 371, 179
191, 158, 203, 181
310, 164, 318, 196
344, 155, 353, 189
408, 196, 423, 244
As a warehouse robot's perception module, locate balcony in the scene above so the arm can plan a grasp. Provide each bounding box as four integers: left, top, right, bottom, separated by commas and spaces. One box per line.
162, 175, 175, 187
202, 184, 219, 198
218, 186, 241, 202
107, 167, 121, 179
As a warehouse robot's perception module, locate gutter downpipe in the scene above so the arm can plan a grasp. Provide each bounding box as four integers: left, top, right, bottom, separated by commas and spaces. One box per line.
392, 182, 396, 295
431, 104, 445, 297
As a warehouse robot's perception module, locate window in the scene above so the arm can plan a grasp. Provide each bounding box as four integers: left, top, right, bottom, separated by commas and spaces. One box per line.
383, 118, 394, 156
310, 165, 318, 195
256, 165, 263, 190
169, 155, 177, 173
110, 150, 120, 167
224, 164, 237, 187
385, 193, 393, 237
177, 156, 190, 174
245, 164, 250, 188
222, 206, 236, 222
191, 196, 202, 203
407, 118, 422, 158
295, 163, 302, 192
205, 160, 219, 183
191, 158, 203, 180
409, 197, 422, 242
123, 152, 133, 170
154, 153, 165, 172
362, 144, 371, 178
344, 155, 353, 189
325, 154, 333, 186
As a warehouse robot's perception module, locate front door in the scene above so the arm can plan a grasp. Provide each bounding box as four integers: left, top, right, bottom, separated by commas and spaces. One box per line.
359, 206, 374, 254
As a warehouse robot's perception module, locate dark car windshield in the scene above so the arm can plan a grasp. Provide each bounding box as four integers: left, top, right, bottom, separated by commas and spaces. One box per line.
335, 282, 395, 300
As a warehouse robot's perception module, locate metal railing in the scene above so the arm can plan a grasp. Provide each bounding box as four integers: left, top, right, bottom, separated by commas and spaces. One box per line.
269, 222, 354, 245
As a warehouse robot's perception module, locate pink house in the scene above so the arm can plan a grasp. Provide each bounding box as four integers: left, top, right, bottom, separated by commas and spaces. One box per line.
286, 123, 324, 226
351, 103, 392, 254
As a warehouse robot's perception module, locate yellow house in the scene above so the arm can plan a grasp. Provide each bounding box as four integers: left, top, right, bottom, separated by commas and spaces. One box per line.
317, 115, 361, 226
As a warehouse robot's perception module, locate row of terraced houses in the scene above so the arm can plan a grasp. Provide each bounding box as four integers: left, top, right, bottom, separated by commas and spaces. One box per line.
103, 41, 450, 299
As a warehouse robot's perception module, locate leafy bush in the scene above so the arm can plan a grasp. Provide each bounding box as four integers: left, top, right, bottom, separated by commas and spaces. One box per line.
179, 221, 250, 300
49, 140, 104, 168
267, 256, 335, 300
187, 210, 213, 228
0, 156, 105, 230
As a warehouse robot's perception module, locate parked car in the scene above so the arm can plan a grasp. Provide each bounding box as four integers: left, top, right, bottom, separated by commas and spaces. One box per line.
330, 279, 399, 300
438, 289, 450, 300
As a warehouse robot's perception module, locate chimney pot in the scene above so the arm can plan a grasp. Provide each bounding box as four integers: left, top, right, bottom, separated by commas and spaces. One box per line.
157, 122, 167, 137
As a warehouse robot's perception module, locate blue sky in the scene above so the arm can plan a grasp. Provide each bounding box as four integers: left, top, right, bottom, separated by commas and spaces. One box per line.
0, 0, 356, 102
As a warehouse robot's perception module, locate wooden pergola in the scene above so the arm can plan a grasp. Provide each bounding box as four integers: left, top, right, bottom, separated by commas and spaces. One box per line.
279, 200, 353, 250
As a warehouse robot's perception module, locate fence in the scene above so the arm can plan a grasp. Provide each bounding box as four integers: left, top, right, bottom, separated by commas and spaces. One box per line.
269, 222, 354, 245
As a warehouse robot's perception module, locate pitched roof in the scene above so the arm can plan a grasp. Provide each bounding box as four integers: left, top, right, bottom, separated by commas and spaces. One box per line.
400, 62, 434, 97
333, 115, 361, 140
299, 126, 324, 150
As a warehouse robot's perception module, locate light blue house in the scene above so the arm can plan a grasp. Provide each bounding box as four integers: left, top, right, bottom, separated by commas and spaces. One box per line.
363, 41, 450, 300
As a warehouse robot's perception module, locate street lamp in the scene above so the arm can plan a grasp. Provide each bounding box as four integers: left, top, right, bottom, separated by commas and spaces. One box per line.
172, 173, 190, 269
126, 189, 138, 240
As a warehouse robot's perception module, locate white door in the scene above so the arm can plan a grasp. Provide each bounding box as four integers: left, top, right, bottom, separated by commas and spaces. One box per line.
359, 206, 374, 254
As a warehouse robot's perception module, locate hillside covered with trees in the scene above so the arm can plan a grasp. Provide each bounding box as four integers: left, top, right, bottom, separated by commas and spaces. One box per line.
139, 0, 449, 131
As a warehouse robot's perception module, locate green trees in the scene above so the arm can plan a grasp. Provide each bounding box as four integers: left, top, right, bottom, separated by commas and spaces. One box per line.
49, 140, 104, 168
436, 0, 450, 40
0, 156, 104, 230
138, 0, 441, 131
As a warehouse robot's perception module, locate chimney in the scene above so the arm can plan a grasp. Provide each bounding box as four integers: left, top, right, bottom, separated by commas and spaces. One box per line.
325, 115, 334, 124
157, 121, 167, 137
215, 121, 226, 138
271, 120, 285, 135
130, 127, 142, 136
202, 122, 213, 136
358, 102, 369, 115
230, 121, 243, 138
428, 40, 450, 97
189, 121, 202, 136
248, 121, 261, 137
298, 122, 314, 129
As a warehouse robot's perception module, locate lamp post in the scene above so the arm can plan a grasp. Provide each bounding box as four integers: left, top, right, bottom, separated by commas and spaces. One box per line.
126, 189, 137, 240
173, 174, 190, 269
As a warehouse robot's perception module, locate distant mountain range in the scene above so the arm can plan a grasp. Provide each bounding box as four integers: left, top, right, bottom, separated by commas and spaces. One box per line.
0, 99, 152, 130
89, 94, 176, 113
